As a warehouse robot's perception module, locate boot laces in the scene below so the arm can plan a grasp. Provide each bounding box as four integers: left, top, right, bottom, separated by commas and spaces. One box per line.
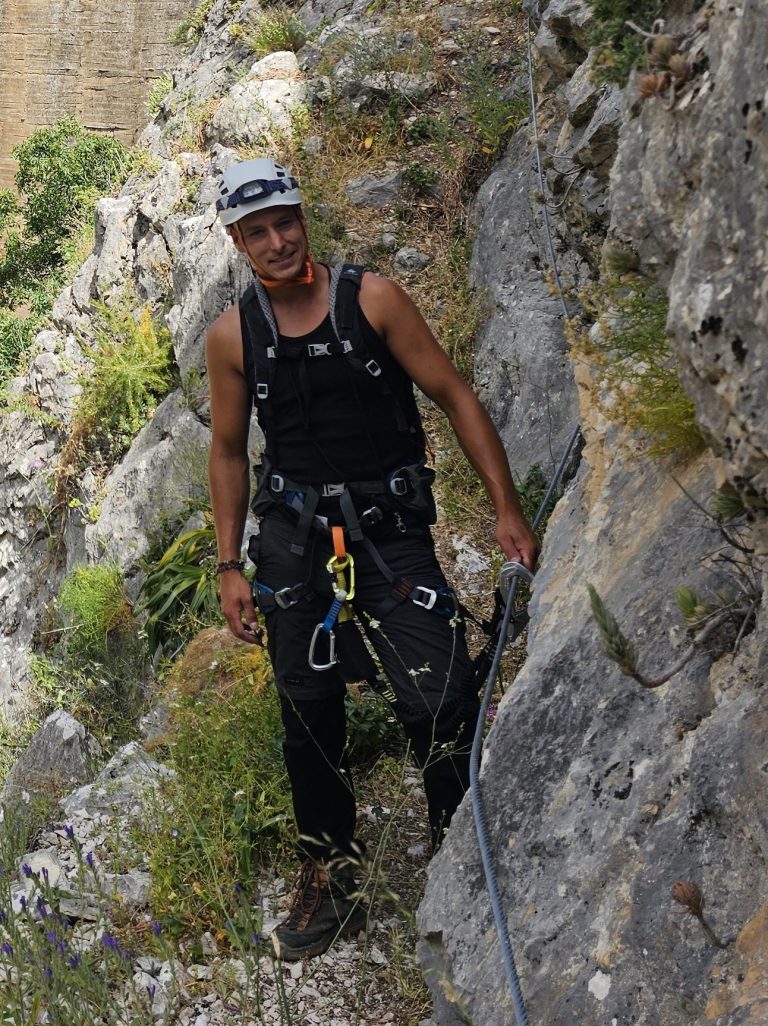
284, 859, 325, 930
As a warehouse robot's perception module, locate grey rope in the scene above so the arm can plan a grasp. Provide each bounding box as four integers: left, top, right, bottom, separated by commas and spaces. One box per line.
466, 15, 582, 1025
252, 275, 280, 345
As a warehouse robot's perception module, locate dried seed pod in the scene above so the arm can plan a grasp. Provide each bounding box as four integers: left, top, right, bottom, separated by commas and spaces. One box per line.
668, 54, 691, 80
639, 73, 665, 98
649, 34, 677, 68
672, 880, 705, 917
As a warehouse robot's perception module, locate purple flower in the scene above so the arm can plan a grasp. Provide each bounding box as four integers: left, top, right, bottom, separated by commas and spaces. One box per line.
102, 934, 119, 951
250, 933, 262, 945
86, 852, 95, 869
44, 966, 53, 979
151, 921, 162, 936
22, 863, 33, 878
486, 703, 498, 723
68, 954, 80, 968
19, 895, 26, 910
64, 825, 75, 840
0, 907, 5, 922
1, 942, 12, 956
42, 867, 49, 881
146, 983, 156, 1000
37, 896, 48, 917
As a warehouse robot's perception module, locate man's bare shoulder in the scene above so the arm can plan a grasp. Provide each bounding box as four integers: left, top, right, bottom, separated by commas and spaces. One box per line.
359, 272, 411, 336
206, 304, 244, 372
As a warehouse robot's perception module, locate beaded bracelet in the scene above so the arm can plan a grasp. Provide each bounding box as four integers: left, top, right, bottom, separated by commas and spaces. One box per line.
215, 559, 245, 575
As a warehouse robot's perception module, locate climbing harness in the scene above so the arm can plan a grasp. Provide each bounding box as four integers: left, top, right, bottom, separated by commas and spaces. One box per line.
464, 16, 584, 1026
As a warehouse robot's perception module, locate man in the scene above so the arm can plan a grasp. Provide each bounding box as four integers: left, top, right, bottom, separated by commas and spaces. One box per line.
206, 157, 539, 961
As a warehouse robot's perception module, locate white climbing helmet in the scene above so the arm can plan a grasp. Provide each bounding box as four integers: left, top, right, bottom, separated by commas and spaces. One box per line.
215, 158, 304, 227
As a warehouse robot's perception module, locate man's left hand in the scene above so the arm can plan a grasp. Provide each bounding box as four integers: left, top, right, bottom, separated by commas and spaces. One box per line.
496, 516, 540, 572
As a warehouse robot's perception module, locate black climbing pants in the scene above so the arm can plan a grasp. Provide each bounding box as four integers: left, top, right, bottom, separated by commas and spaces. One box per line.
251, 509, 480, 861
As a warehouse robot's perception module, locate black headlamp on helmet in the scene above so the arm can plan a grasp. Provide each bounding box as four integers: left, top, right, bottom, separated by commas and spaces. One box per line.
216, 176, 302, 213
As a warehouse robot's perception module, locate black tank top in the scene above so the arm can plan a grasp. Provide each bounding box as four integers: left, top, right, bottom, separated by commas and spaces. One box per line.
262, 311, 424, 483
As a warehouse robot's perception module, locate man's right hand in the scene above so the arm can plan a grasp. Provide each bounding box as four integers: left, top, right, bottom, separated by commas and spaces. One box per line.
220, 571, 264, 645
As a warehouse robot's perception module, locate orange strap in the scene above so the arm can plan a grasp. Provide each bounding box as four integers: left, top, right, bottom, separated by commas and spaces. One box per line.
332, 525, 346, 559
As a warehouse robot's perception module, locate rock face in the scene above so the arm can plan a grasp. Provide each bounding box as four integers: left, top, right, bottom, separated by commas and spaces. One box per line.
418, 2, 768, 1024
0, 710, 100, 810
0, 0, 190, 186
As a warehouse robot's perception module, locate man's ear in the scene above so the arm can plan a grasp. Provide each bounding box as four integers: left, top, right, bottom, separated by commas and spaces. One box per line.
227, 224, 246, 255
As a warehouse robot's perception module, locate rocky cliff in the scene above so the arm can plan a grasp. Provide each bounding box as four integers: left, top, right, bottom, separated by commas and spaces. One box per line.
0, 0, 190, 186
418, 1, 768, 1024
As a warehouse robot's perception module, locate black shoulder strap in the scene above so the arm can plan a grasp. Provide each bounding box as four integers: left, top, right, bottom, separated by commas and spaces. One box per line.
239, 284, 279, 461
329, 263, 410, 432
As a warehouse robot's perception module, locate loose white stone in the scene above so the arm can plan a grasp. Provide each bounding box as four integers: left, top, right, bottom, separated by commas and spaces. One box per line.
588, 969, 611, 1001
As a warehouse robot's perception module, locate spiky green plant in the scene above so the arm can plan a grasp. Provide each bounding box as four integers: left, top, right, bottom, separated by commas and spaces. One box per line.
137, 515, 222, 649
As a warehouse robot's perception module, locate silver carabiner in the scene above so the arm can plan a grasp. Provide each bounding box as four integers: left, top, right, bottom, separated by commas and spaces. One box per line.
308, 623, 337, 671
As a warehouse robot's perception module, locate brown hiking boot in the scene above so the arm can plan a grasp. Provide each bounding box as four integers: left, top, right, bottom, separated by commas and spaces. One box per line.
271, 859, 367, 961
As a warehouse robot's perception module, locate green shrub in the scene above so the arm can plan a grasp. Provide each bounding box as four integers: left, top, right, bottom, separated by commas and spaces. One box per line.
170, 0, 214, 46
580, 277, 704, 458
244, 7, 307, 57
139, 667, 291, 935
71, 300, 174, 467
147, 73, 174, 117
345, 688, 404, 765
57, 562, 134, 661
587, 0, 665, 85
0, 309, 41, 384
464, 52, 527, 155
3, 118, 131, 292
403, 162, 439, 196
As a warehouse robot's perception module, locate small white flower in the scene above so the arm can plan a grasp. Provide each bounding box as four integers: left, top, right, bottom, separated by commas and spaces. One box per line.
368, 618, 380, 630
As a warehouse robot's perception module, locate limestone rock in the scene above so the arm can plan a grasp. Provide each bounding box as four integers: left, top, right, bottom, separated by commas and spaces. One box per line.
470, 128, 581, 478
345, 170, 404, 208
0, 711, 100, 811
419, 449, 767, 1025
84, 391, 211, 571
572, 86, 623, 173
60, 741, 174, 819
207, 51, 307, 148
393, 247, 431, 274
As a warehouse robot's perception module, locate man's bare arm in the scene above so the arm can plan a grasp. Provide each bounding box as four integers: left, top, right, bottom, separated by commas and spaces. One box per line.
206, 309, 263, 642
360, 275, 540, 568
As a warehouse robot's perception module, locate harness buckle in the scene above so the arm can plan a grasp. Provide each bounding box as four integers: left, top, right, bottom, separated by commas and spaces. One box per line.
308, 342, 332, 357
270, 473, 285, 493
359, 505, 383, 528
274, 586, 298, 610
266, 347, 276, 359
256, 383, 269, 399
341, 340, 353, 353
365, 359, 382, 377
411, 586, 437, 611
308, 623, 337, 671
321, 482, 345, 497
390, 476, 409, 496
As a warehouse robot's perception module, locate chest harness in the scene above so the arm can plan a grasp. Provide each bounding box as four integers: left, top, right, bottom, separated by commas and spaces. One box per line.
241, 263, 459, 678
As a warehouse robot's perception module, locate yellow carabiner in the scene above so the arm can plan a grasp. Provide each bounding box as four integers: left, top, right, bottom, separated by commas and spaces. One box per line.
326, 551, 356, 602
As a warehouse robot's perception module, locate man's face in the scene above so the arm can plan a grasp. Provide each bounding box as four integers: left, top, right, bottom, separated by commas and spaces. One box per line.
230, 205, 307, 279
